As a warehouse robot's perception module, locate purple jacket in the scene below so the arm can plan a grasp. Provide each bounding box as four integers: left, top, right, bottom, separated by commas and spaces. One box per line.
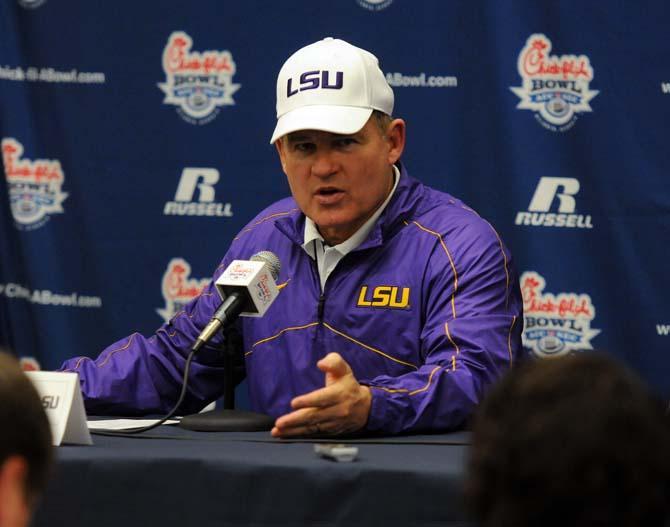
62, 165, 523, 434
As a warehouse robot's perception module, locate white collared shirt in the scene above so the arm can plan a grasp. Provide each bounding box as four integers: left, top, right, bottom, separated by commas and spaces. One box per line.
302, 165, 400, 290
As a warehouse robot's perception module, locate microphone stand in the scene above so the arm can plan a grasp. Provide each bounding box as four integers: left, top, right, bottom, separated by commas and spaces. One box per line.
222, 323, 237, 411
179, 325, 275, 432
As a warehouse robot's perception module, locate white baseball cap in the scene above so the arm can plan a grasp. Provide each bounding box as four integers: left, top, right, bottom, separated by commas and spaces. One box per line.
270, 37, 394, 144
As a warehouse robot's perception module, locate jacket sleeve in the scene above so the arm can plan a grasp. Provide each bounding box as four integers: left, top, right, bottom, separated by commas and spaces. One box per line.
362, 222, 523, 434
59, 261, 233, 416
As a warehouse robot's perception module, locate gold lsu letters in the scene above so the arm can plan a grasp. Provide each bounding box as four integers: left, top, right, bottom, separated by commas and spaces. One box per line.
356, 285, 410, 308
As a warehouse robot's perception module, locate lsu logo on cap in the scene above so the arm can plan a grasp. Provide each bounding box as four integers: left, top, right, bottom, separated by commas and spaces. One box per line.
510, 34, 598, 132
156, 258, 210, 323
356, 285, 410, 309
521, 271, 600, 357
2, 138, 68, 231
286, 71, 344, 97
158, 31, 241, 125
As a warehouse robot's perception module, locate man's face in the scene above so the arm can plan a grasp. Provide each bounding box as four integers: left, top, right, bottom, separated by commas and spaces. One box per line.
276, 116, 405, 245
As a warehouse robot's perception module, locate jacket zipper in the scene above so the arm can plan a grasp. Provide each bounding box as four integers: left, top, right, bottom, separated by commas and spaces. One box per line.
312, 239, 327, 323
317, 293, 325, 322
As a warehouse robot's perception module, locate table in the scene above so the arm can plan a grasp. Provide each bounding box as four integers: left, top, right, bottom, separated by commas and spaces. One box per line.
33, 426, 475, 527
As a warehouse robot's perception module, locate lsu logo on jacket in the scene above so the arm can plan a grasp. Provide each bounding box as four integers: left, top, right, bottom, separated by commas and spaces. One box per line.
356, 285, 410, 309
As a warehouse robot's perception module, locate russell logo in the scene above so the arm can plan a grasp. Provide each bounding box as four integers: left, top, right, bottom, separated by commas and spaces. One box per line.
515, 177, 593, 229
163, 167, 233, 217
156, 258, 210, 323
2, 138, 68, 230
521, 271, 600, 358
158, 31, 241, 125
510, 34, 598, 132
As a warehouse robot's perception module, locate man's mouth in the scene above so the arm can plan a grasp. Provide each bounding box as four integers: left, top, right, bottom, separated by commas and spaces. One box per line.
314, 187, 345, 205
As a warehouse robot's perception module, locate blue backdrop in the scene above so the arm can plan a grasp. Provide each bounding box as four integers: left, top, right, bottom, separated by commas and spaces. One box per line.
1, 0, 669, 403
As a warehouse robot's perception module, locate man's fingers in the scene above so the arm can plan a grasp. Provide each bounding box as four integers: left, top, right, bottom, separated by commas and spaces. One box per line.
272, 423, 323, 438
274, 407, 315, 430
290, 385, 339, 410
273, 401, 355, 436
275, 405, 344, 431
317, 352, 351, 378
273, 408, 325, 438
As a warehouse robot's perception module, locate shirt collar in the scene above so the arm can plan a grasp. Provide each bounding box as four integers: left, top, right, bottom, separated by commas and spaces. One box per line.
302, 165, 400, 258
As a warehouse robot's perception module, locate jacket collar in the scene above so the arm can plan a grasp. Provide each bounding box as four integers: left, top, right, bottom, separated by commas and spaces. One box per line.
274, 162, 424, 251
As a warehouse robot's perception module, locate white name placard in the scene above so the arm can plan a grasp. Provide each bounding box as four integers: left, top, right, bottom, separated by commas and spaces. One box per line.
26, 371, 92, 446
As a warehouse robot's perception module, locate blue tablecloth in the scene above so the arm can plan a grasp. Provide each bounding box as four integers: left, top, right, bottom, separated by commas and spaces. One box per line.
34, 426, 474, 527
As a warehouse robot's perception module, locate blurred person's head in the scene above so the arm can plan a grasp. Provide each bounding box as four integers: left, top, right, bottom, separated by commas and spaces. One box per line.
465, 353, 670, 527
0, 352, 52, 527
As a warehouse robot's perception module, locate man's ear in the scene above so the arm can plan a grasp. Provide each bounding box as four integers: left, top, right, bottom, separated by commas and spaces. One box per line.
0, 456, 30, 527
386, 119, 406, 165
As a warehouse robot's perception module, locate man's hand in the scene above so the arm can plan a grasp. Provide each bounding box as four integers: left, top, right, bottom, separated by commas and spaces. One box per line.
271, 352, 372, 438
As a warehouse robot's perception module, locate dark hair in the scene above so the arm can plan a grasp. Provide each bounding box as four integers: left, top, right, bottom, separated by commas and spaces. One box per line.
372, 110, 392, 136
465, 353, 670, 527
0, 352, 53, 503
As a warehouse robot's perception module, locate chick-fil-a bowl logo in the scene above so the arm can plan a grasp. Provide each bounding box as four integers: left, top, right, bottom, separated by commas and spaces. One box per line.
254, 273, 273, 306
2, 138, 68, 230
521, 271, 601, 358
156, 258, 210, 323
158, 31, 241, 125
510, 34, 598, 132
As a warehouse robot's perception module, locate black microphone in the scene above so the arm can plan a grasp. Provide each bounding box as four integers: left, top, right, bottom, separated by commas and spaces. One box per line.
192, 251, 281, 352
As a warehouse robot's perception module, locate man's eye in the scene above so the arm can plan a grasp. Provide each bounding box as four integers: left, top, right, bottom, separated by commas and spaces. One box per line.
294, 143, 315, 153
335, 138, 357, 148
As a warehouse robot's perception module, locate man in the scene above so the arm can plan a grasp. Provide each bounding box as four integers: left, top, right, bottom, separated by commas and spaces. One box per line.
61, 38, 522, 436
465, 353, 670, 527
0, 352, 53, 527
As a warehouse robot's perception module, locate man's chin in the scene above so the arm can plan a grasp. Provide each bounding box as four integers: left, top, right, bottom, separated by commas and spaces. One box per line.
311, 217, 357, 245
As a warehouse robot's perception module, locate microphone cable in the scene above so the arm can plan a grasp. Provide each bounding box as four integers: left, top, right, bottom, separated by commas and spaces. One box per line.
90, 347, 196, 437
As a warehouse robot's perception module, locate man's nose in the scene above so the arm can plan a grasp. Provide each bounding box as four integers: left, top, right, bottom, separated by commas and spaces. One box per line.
310, 148, 338, 178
